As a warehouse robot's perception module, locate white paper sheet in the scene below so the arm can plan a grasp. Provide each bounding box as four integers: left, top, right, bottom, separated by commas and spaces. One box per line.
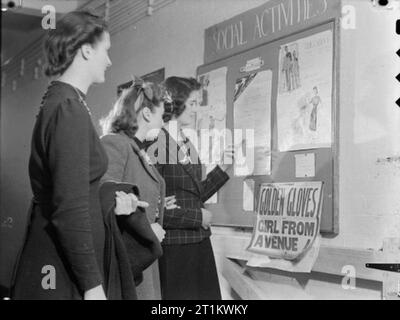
295, 153, 316, 178
243, 179, 255, 211
233, 70, 272, 176
196, 67, 228, 175
205, 164, 218, 204
194, 67, 228, 205
246, 235, 322, 273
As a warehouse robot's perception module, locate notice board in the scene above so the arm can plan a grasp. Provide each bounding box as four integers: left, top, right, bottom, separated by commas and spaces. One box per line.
197, 0, 341, 233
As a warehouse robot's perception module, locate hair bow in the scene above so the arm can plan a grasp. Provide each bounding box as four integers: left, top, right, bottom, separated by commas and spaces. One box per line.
131, 75, 154, 111
131, 75, 154, 98
163, 90, 173, 104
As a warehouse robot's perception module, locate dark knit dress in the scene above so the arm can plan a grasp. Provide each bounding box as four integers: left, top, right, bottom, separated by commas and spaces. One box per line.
12, 81, 108, 299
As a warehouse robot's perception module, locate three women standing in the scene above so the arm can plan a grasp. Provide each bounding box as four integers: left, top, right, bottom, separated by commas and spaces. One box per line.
11, 10, 233, 301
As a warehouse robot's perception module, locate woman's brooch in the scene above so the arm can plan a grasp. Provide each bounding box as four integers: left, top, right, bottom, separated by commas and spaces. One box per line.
140, 150, 153, 166
178, 144, 192, 165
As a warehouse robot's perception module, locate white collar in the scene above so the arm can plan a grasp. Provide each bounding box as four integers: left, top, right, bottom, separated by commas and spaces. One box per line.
164, 121, 185, 142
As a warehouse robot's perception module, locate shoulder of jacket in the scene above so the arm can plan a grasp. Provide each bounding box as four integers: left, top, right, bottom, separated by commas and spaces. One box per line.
101, 133, 132, 151
42, 83, 80, 107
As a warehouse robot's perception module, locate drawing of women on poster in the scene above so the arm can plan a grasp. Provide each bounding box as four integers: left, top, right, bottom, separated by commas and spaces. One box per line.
277, 30, 333, 152
198, 73, 210, 107
279, 44, 301, 93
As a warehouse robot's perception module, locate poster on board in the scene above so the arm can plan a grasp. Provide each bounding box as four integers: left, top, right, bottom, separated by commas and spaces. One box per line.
195, 67, 228, 203
277, 30, 333, 152
196, 66, 227, 146
247, 181, 324, 262
233, 69, 272, 176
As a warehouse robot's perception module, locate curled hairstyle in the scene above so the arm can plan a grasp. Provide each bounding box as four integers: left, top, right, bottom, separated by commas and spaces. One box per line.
100, 79, 166, 139
44, 10, 108, 77
162, 76, 201, 123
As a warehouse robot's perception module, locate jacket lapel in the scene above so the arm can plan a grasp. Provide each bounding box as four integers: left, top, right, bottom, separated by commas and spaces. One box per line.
162, 128, 202, 194
123, 133, 160, 184
129, 134, 167, 225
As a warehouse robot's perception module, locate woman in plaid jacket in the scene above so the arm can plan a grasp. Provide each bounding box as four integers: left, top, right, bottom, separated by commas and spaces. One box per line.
149, 77, 234, 300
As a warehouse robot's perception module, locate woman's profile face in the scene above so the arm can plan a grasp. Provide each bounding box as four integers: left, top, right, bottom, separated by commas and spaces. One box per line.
90, 31, 112, 84
177, 90, 198, 127
150, 103, 164, 130
145, 103, 164, 140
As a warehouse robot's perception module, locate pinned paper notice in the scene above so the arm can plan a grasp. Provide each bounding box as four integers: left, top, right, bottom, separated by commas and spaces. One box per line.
206, 193, 218, 204
243, 179, 255, 211
295, 153, 316, 178
240, 57, 264, 73
205, 165, 218, 204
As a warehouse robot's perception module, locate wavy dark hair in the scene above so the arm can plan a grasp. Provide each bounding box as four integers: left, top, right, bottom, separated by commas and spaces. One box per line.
44, 10, 108, 77
100, 80, 166, 139
162, 76, 201, 123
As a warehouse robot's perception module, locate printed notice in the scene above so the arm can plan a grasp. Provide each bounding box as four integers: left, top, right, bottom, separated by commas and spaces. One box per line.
233, 70, 272, 176
295, 153, 316, 178
243, 179, 255, 211
247, 181, 324, 261
206, 194, 218, 204
196, 67, 228, 172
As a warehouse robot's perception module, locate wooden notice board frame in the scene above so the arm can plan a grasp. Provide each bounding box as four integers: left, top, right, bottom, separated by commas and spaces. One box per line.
197, 1, 341, 234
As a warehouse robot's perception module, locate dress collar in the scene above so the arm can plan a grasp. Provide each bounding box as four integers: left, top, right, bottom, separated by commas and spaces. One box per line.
163, 121, 187, 143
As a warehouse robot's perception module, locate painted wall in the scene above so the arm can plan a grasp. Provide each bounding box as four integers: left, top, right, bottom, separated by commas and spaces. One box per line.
1, 28, 43, 64
335, 0, 400, 249
1, 0, 399, 299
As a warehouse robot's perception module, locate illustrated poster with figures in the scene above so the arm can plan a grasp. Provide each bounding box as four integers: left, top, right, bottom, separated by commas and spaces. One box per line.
277, 30, 333, 152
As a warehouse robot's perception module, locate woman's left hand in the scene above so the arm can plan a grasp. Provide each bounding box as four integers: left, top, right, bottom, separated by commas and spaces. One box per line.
151, 223, 166, 243
114, 191, 149, 216
165, 195, 180, 210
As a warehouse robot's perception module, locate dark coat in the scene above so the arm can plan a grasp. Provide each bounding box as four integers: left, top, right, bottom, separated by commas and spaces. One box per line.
99, 181, 163, 300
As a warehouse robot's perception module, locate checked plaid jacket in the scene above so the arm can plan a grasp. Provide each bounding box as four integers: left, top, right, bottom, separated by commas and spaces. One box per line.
148, 127, 229, 245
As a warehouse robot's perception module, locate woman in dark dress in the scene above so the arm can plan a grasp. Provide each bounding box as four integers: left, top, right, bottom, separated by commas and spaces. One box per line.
151, 77, 234, 300
11, 11, 136, 300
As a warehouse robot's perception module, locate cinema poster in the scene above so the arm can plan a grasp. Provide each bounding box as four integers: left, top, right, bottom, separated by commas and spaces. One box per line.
247, 181, 324, 261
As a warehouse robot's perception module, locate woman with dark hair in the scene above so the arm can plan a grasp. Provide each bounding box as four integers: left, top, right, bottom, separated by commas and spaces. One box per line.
100, 78, 177, 299
11, 10, 139, 300
152, 76, 234, 300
